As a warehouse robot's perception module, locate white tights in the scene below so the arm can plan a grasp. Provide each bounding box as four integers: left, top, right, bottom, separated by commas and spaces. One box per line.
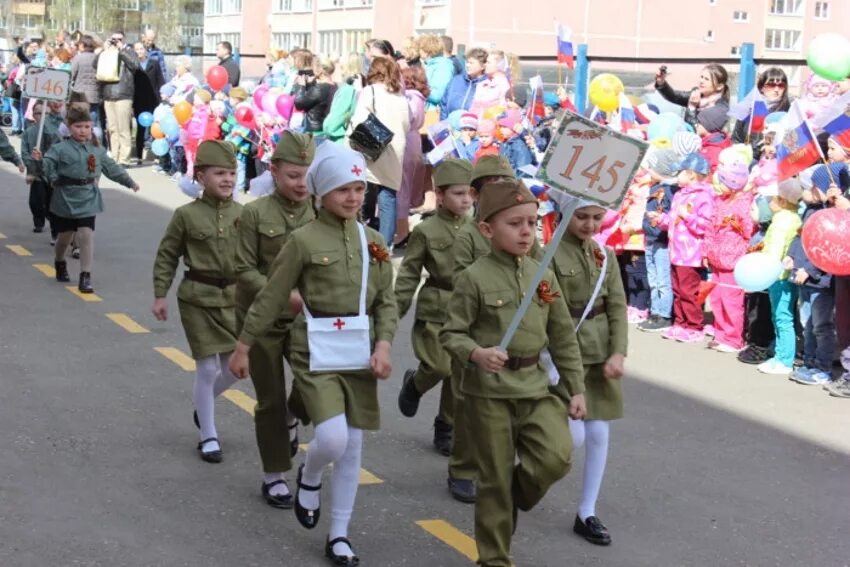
569, 418, 610, 521
299, 413, 363, 557
194, 352, 238, 450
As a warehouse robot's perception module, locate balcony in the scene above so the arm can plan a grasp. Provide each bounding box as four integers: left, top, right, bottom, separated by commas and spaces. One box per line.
318, 0, 373, 10
12, 1, 46, 17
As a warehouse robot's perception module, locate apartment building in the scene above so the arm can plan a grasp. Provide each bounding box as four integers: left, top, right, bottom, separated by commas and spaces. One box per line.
204, 0, 849, 84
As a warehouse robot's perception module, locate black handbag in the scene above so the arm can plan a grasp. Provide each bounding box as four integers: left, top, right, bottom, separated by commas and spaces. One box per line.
349, 86, 394, 161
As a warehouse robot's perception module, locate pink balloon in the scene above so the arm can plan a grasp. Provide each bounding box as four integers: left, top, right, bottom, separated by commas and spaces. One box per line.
275, 94, 295, 120
263, 91, 280, 117
253, 85, 269, 111
801, 208, 850, 275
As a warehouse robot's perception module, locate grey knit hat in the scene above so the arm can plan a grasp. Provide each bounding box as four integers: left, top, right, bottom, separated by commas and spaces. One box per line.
672, 131, 702, 159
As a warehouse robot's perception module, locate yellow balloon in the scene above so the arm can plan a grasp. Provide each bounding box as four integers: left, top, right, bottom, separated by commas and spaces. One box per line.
482, 105, 506, 121
589, 73, 624, 113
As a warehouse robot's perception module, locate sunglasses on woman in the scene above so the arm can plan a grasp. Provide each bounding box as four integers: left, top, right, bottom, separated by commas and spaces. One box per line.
764, 79, 787, 88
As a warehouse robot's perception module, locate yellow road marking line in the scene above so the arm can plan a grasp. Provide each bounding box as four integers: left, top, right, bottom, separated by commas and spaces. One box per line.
33, 263, 56, 277
6, 244, 32, 256
65, 286, 102, 302
222, 389, 256, 415
154, 347, 196, 371
416, 520, 479, 562
106, 313, 149, 334
297, 443, 383, 485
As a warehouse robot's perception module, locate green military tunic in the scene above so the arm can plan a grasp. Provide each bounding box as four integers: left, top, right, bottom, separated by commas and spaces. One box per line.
0, 128, 22, 168
235, 191, 315, 473
153, 194, 243, 360
43, 139, 135, 219
239, 208, 398, 430
21, 121, 61, 179
553, 234, 628, 420
440, 249, 585, 567
395, 207, 470, 419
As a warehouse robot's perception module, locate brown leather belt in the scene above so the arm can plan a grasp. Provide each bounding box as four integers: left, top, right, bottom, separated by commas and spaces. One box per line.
569, 300, 606, 321
425, 279, 453, 291
505, 353, 540, 370
184, 270, 237, 289
55, 175, 96, 187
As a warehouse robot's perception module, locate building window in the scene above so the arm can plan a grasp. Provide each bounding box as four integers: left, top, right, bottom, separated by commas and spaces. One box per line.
205, 0, 241, 14
733, 10, 748, 22
318, 30, 343, 54
115, 0, 140, 9
344, 29, 370, 54
765, 28, 801, 51
705, 30, 714, 42
274, 0, 312, 12
730, 46, 740, 55
205, 32, 241, 53
272, 32, 312, 50
814, 1, 830, 19
768, 0, 802, 15
318, 0, 374, 9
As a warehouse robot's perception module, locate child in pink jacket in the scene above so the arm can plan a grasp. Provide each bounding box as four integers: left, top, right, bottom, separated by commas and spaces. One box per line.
705, 161, 755, 352
649, 153, 716, 343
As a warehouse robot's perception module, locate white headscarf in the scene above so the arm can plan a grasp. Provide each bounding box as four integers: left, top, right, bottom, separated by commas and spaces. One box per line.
307, 142, 368, 199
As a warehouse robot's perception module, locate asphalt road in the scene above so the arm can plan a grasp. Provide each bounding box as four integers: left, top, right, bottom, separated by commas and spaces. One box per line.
0, 162, 848, 567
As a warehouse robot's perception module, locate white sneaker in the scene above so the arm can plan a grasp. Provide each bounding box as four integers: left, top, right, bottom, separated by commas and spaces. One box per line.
713, 342, 743, 353
757, 358, 793, 375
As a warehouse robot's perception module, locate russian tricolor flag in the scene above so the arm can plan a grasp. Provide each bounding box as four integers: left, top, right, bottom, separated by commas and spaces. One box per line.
811, 91, 850, 148
776, 101, 823, 180
555, 22, 574, 69
727, 87, 769, 135
618, 93, 636, 132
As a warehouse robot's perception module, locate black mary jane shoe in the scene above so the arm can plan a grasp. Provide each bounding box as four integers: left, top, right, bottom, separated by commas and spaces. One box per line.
197, 437, 223, 463
325, 537, 360, 566
54, 260, 70, 282
447, 477, 476, 504
433, 417, 453, 457
397, 369, 421, 418
573, 515, 612, 546
294, 463, 321, 529
193, 410, 200, 429
262, 479, 294, 509
78, 271, 94, 294
289, 422, 299, 458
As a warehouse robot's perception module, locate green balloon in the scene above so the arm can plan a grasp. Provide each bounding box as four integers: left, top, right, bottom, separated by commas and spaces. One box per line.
807, 33, 850, 81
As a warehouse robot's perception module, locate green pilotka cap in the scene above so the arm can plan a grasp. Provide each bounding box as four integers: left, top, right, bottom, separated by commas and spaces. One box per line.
272, 130, 315, 165
433, 158, 473, 188
195, 140, 237, 169
478, 179, 538, 222
471, 155, 516, 185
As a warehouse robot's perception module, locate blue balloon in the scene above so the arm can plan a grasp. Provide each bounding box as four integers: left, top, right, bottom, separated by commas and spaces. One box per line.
647, 112, 685, 142
734, 252, 783, 292
448, 109, 464, 130
160, 114, 181, 139
151, 138, 170, 157
766, 111, 787, 126
137, 112, 154, 128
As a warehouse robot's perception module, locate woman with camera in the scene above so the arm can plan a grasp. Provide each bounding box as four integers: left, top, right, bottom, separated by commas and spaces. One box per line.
654, 63, 730, 129
292, 52, 336, 134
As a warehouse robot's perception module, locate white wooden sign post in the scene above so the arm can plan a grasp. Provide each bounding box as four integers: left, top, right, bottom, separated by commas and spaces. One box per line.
23, 67, 72, 151
498, 111, 648, 350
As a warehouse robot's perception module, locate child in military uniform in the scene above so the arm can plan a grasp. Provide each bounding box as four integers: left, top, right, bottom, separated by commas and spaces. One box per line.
230, 142, 397, 566
0, 123, 25, 173
395, 159, 474, 455
551, 199, 627, 546
22, 100, 61, 236
234, 131, 316, 508
440, 179, 586, 567
43, 107, 139, 293
151, 140, 242, 463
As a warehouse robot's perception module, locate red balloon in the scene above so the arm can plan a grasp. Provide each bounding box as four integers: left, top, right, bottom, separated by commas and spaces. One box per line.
206, 65, 229, 92
234, 104, 256, 129
801, 208, 850, 275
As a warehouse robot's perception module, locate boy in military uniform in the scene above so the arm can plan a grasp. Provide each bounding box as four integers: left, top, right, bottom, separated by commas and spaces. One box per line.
551, 200, 627, 546
234, 131, 316, 508
0, 124, 25, 173
151, 140, 242, 464
230, 142, 397, 567
43, 107, 139, 293
22, 101, 61, 236
395, 159, 474, 455
440, 179, 586, 567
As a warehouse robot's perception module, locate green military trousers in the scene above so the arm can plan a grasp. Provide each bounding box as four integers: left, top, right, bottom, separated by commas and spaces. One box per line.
466, 393, 572, 567
248, 322, 293, 474
448, 360, 476, 481
411, 319, 454, 425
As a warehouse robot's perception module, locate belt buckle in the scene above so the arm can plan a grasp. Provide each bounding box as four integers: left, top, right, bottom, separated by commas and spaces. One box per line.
506, 356, 521, 371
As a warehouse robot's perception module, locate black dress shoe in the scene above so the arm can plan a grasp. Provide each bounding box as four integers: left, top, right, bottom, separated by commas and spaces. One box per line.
71, 247, 80, 259
289, 422, 299, 458
433, 417, 453, 456
398, 369, 422, 417
197, 437, 223, 463
193, 410, 200, 429
78, 271, 93, 294
294, 463, 321, 529
737, 345, 769, 365
573, 515, 612, 546
447, 477, 476, 503
54, 260, 70, 282
33, 226, 44, 233
325, 536, 360, 566
262, 480, 293, 509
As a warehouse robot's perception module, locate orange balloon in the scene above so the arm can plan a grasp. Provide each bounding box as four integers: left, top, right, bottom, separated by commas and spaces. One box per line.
151, 122, 165, 139
174, 101, 193, 126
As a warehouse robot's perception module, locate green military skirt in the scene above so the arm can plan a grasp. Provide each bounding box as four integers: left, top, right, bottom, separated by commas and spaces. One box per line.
583, 363, 624, 421
287, 349, 380, 431
178, 299, 238, 360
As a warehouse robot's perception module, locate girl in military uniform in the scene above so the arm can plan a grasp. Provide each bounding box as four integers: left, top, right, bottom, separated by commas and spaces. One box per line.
552, 199, 628, 546
230, 142, 397, 566
43, 107, 139, 293
234, 131, 316, 508
151, 140, 242, 464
